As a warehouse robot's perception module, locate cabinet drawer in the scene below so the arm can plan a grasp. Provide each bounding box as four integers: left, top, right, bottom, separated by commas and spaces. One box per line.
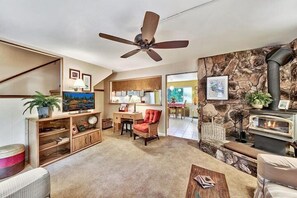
122, 114, 133, 119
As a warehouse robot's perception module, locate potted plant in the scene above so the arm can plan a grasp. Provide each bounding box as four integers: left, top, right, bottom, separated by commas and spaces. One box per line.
245, 91, 273, 109
23, 91, 61, 118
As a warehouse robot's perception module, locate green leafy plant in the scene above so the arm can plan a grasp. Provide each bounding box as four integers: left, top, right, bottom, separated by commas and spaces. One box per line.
23, 91, 61, 114
245, 91, 273, 107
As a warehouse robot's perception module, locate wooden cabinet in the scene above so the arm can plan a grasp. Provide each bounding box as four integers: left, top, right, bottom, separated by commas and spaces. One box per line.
72, 129, 101, 152
112, 76, 161, 91
28, 111, 102, 167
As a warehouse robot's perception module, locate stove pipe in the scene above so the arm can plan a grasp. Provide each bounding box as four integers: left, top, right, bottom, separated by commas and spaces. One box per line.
265, 46, 294, 110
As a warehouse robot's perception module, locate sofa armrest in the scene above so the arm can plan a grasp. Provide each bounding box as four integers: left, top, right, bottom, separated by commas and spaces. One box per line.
257, 154, 297, 189
0, 168, 50, 198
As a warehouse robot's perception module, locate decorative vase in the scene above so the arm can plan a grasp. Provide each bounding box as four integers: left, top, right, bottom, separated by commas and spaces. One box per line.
252, 104, 263, 109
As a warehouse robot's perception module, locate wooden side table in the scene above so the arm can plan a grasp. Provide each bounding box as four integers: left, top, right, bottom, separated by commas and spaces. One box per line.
186, 164, 230, 198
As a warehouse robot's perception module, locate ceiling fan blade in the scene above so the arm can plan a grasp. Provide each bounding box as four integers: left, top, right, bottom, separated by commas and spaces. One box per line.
121, 49, 141, 58
147, 49, 162, 62
152, 40, 189, 49
141, 11, 160, 44
99, 33, 136, 46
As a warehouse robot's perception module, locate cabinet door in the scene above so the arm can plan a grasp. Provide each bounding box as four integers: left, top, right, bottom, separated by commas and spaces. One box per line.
89, 131, 101, 144
73, 135, 89, 152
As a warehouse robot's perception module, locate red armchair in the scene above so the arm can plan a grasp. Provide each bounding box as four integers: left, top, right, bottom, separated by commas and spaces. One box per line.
133, 109, 162, 146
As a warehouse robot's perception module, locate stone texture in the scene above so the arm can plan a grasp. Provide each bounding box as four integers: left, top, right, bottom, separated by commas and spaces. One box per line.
223, 59, 238, 75
199, 140, 257, 177
198, 39, 297, 137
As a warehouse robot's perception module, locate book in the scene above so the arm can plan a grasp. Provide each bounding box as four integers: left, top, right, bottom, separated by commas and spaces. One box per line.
194, 175, 215, 189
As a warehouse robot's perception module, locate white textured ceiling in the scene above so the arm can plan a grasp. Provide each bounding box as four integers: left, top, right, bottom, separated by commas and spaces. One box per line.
0, 0, 297, 72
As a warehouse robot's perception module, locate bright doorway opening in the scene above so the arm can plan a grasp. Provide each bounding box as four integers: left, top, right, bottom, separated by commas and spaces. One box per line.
166, 72, 198, 140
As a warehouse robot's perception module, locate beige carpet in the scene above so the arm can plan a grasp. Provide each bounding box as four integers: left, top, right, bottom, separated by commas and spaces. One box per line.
46, 129, 256, 198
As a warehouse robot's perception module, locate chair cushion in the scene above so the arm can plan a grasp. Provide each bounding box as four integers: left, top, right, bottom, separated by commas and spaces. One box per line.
133, 123, 149, 133
143, 109, 162, 123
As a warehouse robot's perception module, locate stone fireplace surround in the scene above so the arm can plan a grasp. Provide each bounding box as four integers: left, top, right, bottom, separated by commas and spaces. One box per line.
197, 39, 297, 176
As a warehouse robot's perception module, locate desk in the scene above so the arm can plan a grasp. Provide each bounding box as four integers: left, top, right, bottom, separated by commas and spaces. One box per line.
113, 112, 143, 132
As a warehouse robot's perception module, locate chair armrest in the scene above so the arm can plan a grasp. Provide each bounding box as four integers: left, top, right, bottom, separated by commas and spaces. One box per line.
0, 168, 50, 198
148, 121, 159, 125
134, 119, 144, 124
257, 154, 297, 188
148, 122, 159, 136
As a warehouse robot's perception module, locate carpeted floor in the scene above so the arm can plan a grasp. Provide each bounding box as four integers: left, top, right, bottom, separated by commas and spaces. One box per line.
46, 129, 256, 198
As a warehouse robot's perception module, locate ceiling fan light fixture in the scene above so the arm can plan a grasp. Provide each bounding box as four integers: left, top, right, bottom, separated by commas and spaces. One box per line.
98, 11, 189, 62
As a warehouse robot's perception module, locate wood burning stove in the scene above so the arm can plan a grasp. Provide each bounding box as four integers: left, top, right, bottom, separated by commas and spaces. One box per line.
248, 109, 297, 155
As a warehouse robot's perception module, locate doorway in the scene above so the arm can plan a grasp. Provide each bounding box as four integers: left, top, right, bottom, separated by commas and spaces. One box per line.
166, 72, 198, 140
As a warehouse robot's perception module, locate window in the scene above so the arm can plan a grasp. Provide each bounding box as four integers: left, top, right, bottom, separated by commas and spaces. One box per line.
168, 87, 193, 103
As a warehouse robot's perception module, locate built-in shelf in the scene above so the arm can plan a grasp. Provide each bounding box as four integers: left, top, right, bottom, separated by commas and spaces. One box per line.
73, 128, 100, 138
39, 129, 69, 138
39, 140, 70, 152
28, 111, 102, 168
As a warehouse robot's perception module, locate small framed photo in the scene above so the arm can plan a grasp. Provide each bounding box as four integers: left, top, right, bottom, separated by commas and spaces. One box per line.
82, 73, 92, 91
278, 100, 290, 110
206, 76, 229, 100
69, 68, 80, 79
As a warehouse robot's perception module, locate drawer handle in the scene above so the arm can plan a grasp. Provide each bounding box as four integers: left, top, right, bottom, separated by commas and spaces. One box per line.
90, 136, 92, 143
85, 137, 88, 144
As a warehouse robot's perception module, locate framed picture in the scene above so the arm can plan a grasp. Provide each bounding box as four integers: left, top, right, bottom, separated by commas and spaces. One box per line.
69, 68, 80, 79
278, 100, 290, 110
206, 76, 229, 100
82, 73, 92, 91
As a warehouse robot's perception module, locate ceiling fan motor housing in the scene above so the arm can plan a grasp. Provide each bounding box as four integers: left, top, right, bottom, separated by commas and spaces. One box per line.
134, 34, 155, 49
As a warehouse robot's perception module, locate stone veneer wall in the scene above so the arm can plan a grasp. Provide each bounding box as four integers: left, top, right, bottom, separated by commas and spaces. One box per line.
198, 39, 297, 137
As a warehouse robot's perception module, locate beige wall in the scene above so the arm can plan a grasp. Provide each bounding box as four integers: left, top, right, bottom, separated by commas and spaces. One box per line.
0, 61, 60, 95
104, 58, 198, 135
0, 42, 57, 81
63, 57, 112, 92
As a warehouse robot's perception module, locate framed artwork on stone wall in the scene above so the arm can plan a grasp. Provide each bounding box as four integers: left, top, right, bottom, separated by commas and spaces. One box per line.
206, 75, 229, 100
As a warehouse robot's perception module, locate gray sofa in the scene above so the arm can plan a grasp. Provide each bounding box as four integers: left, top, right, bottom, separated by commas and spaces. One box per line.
254, 154, 297, 198
0, 168, 50, 198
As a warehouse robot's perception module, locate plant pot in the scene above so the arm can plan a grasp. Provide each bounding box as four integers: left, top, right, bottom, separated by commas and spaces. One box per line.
37, 107, 50, 119
251, 104, 263, 109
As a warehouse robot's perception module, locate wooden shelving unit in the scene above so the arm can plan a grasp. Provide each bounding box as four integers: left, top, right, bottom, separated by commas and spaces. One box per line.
28, 111, 101, 167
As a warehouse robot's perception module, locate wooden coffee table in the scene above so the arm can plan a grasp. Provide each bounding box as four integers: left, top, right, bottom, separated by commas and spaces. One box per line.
186, 164, 230, 198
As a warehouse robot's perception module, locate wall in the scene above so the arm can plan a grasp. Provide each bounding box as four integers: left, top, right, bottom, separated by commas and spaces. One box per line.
198, 38, 297, 137
0, 61, 60, 95
62, 56, 112, 91
0, 42, 57, 81
104, 58, 198, 135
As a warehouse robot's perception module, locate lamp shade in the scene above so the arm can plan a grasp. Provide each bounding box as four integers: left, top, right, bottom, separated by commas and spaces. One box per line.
74, 79, 86, 89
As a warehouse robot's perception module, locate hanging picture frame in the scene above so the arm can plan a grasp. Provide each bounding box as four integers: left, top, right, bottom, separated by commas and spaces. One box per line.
69, 68, 80, 79
206, 75, 229, 100
82, 73, 92, 91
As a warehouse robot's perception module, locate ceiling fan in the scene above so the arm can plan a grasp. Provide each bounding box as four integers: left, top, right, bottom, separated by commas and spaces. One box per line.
99, 11, 189, 62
